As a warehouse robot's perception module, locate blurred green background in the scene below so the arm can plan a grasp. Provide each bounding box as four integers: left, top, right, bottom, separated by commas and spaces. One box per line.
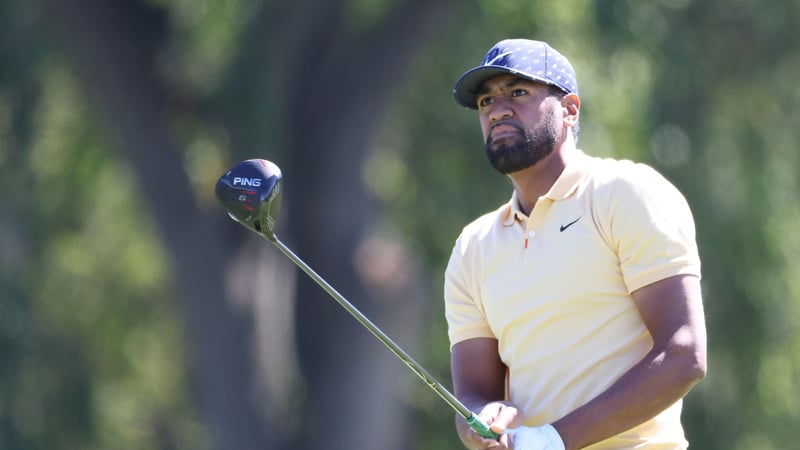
1, 0, 798, 449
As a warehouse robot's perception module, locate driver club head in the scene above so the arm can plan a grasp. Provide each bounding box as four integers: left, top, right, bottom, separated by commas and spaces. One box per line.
215, 159, 282, 241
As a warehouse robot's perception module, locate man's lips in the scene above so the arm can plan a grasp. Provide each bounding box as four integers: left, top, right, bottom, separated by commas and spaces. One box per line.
488, 122, 524, 142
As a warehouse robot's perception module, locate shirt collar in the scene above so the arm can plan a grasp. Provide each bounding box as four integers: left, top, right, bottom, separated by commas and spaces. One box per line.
501, 149, 591, 226
502, 190, 526, 226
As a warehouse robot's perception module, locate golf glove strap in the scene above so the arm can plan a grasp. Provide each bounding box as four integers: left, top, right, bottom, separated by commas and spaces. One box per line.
508, 424, 565, 450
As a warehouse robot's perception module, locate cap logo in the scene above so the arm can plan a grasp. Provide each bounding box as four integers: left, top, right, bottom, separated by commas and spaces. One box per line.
483, 50, 513, 67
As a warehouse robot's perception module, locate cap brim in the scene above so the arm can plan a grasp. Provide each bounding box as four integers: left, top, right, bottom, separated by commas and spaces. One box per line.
453, 66, 512, 109
453, 65, 555, 109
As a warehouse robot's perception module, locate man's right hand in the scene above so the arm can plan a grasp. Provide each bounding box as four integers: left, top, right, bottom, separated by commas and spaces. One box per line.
463, 401, 523, 449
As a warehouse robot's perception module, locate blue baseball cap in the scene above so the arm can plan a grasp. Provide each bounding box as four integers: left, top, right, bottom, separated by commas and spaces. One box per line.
453, 39, 579, 109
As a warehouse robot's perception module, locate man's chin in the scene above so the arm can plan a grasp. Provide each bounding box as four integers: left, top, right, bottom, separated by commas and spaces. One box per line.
487, 151, 535, 174
493, 160, 535, 175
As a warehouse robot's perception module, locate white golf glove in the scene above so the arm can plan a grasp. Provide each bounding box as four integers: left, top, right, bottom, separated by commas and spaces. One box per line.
507, 424, 565, 450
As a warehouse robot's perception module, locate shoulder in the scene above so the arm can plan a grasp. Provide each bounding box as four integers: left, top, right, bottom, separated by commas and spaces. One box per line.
585, 155, 669, 187
585, 156, 687, 205
453, 201, 511, 253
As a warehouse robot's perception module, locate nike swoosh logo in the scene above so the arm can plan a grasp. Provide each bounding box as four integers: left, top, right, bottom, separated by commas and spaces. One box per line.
486, 51, 513, 66
560, 216, 582, 232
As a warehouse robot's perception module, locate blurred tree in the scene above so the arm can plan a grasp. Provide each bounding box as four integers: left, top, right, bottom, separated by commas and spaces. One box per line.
2, 0, 800, 449
3, 0, 457, 449
0, 3, 208, 449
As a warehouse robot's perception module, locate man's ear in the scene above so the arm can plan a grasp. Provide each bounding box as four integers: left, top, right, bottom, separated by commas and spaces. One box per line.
561, 93, 580, 127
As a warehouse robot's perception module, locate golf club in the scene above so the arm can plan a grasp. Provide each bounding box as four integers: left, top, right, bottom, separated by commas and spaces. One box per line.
215, 159, 500, 440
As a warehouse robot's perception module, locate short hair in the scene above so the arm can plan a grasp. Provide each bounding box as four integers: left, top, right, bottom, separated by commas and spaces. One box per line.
548, 85, 580, 143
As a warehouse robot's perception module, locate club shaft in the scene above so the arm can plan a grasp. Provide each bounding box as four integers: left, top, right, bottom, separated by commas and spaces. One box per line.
271, 235, 474, 419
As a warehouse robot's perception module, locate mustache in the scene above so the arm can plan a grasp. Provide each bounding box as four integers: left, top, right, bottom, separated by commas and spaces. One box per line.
487, 121, 526, 143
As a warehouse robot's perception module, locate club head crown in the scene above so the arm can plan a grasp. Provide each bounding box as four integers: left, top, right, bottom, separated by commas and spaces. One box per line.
215, 159, 282, 241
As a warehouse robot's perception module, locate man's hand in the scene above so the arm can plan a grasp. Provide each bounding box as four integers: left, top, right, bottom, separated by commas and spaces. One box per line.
507, 425, 565, 450
464, 401, 523, 449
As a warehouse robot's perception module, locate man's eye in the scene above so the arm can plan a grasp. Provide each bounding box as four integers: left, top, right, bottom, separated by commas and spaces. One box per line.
478, 96, 494, 108
511, 89, 528, 97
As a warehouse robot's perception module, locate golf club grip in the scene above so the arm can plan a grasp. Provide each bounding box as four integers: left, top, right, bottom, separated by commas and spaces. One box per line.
466, 414, 501, 440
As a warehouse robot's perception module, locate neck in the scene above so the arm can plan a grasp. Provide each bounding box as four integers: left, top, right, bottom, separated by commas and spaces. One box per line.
508, 144, 576, 215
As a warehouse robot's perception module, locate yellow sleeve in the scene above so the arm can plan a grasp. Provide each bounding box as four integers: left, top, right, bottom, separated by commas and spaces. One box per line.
444, 233, 495, 348
608, 163, 701, 293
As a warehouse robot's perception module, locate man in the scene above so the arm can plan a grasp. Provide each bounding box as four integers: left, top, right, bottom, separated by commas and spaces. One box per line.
444, 39, 707, 450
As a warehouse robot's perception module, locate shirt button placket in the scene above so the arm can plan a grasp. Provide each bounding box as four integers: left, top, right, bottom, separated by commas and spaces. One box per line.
525, 198, 550, 251
524, 230, 536, 249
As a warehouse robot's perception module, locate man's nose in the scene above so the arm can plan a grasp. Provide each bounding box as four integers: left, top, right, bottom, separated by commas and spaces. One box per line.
488, 99, 514, 122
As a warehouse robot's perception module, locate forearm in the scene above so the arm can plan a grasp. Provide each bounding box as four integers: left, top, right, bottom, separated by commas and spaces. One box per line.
553, 343, 706, 450
451, 338, 509, 449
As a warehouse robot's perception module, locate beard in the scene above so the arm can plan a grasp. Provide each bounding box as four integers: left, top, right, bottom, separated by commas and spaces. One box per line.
484, 108, 559, 174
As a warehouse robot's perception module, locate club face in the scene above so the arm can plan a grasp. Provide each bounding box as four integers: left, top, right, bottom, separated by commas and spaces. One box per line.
215, 159, 282, 240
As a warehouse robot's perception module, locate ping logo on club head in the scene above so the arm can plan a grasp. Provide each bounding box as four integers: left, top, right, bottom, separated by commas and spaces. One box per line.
233, 177, 262, 187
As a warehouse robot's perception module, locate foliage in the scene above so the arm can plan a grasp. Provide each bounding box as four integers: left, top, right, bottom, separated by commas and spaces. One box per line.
0, 38, 207, 450
1, 0, 799, 449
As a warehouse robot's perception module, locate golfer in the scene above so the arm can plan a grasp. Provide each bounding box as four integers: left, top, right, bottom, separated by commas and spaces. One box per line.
445, 39, 707, 449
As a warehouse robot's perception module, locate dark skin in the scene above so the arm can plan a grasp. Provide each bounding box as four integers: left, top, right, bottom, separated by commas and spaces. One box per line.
453, 74, 707, 450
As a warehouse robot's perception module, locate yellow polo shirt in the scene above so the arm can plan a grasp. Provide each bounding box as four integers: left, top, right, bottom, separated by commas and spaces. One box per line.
444, 150, 701, 449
